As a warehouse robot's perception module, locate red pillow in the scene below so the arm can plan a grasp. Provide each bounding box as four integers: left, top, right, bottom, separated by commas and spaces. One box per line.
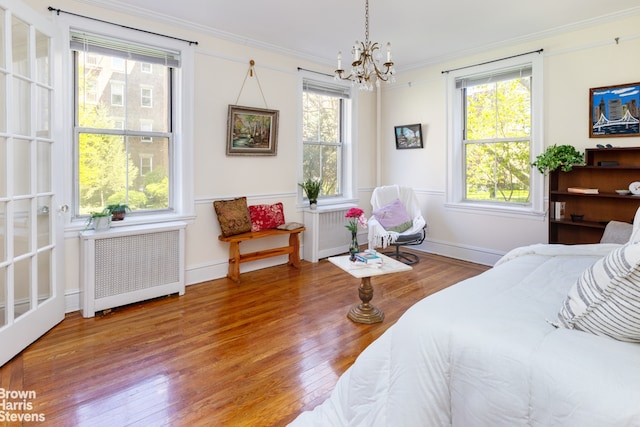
249, 203, 286, 232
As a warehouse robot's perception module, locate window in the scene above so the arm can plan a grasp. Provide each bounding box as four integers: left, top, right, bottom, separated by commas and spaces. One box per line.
141, 63, 152, 73
301, 78, 352, 201
110, 82, 124, 106
446, 53, 543, 215
141, 86, 152, 108
72, 31, 181, 216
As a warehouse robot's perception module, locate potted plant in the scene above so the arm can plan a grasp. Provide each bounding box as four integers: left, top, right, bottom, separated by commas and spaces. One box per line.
106, 203, 130, 221
531, 144, 585, 175
298, 178, 322, 208
85, 210, 111, 231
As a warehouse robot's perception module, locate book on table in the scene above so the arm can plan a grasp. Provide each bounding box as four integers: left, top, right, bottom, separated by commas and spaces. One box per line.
354, 252, 382, 264
567, 187, 599, 194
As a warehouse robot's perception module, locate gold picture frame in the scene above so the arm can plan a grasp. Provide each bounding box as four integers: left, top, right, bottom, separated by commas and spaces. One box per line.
226, 105, 279, 156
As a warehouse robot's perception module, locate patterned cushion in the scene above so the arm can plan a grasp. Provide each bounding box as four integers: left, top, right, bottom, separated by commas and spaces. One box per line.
555, 242, 640, 342
249, 202, 286, 232
372, 198, 412, 233
213, 197, 252, 237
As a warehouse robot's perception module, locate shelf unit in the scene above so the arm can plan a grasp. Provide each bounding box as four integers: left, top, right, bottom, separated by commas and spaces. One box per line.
549, 147, 640, 244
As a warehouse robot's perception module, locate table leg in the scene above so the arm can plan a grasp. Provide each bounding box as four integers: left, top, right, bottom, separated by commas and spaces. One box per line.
347, 276, 384, 324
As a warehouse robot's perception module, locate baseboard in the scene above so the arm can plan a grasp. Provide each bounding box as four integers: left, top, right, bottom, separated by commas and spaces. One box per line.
415, 239, 505, 267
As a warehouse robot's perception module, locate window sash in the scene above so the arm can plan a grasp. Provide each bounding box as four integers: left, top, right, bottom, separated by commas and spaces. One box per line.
70, 31, 181, 67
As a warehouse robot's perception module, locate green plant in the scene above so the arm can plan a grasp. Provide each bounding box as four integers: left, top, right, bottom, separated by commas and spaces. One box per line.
85, 209, 111, 230
105, 203, 130, 214
531, 144, 585, 175
106, 203, 131, 221
298, 178, 322, 203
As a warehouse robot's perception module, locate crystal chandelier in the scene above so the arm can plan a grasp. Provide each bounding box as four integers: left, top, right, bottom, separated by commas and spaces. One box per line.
334, 0, 396, 90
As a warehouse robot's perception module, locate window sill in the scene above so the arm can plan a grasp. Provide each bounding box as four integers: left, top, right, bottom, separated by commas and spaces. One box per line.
444, 200, 545, 220
65, 212, 196, 238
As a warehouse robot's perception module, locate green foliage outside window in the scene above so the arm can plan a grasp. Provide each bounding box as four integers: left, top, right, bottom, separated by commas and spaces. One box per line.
302, 90, 342, 198
464, 76, 531, 203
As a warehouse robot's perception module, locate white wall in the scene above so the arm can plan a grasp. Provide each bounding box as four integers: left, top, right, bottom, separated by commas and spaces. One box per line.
379, 13, 640, 265
22, 1, 640, 312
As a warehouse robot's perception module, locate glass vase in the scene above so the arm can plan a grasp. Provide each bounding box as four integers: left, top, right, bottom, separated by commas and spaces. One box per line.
349, 230, 359, 261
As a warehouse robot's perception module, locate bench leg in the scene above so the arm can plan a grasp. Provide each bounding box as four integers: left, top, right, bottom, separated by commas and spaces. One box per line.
228, 241, 241, 283
288, 232, 301, 268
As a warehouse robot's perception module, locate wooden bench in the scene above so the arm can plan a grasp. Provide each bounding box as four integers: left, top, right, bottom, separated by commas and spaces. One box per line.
218, 227, 305, 283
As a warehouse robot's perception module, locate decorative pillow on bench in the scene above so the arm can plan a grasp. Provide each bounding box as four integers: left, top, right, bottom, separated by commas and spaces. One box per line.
249, 202, 286, 232
213, 197, 252, 237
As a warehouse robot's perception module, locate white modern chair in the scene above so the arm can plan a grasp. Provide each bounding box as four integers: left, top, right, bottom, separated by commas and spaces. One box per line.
367, 185, 427, 264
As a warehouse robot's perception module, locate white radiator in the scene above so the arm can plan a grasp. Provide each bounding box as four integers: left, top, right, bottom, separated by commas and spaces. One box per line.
80, 221, 186, 318
303, 203, 356, 262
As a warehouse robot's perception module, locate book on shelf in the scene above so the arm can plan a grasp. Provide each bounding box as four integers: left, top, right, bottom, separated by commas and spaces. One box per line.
550, 201, 565, 219
567, 187, 599, 194
354, 251, 382, 264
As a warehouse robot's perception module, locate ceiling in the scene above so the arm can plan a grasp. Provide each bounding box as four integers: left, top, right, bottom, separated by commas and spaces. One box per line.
89, 0, 640, 71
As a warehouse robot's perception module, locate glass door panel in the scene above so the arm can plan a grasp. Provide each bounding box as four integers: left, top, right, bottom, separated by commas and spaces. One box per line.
37, 249, 51, 305
13, 138, 30, 195
37, 141, 50, 193
37, 195, 50, 248
11, 16, 28, 77
13, 257, 31, 320
13, 198, 31, 257
12, 77, 30, 135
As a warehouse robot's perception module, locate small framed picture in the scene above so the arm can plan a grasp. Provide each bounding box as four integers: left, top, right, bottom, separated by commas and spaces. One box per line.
226, 105, 279, 156
394, 124, 423, 149
589, 82, 640, 138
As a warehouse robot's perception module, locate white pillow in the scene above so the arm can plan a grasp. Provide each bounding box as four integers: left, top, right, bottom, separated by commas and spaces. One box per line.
600, 220, 633, 244
555, 242, 640, 342
630, 206, 640, 243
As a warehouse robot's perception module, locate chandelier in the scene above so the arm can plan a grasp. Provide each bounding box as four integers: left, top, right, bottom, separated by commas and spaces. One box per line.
334, 0, 396, 90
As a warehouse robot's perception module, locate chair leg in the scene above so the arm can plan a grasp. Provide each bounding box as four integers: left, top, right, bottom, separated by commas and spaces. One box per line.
382, 244, 420, 265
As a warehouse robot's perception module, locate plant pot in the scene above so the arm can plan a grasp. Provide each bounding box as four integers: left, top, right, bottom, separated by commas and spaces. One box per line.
111, 210, 126, 221
93, 216, 111, 232
309, 201, 317, 210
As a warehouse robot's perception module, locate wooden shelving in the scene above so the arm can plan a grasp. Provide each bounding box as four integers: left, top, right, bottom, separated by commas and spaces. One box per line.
549, 147, 640, 244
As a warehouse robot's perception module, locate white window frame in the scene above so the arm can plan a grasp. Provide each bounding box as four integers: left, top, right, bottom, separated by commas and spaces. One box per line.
298, 71, 357, 207
445, 52, 544, 218
58, 15, 195, 230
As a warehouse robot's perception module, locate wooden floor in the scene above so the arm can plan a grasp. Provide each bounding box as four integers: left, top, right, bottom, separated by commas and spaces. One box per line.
0, 251, 489, 427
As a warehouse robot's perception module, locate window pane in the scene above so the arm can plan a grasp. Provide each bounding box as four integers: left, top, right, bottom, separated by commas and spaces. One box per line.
465, 141, 530, 203
76, 46, 172, 215
303, 92, 340, 143
465, 77, 531, 140
35, 30, 50, 85
78, 133, 169, 213
77, 53, 169, 133
13, 138, 30, 196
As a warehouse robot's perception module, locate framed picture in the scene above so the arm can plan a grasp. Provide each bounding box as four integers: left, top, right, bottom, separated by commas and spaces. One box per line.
394, 124, 423, 149
226, 105, 279, 156
589, 82, 640, 138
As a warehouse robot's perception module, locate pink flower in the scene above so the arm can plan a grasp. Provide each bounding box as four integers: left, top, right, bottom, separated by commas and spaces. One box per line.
345, 207, 367, 233
345, 207, 364, 218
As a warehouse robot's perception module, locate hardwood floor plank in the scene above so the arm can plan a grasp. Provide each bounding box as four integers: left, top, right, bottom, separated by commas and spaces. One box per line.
0, 251, 489, 426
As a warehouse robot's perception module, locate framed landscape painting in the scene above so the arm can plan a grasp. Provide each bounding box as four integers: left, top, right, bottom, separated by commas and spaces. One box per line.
394, 124, 423, 149
227, 105, 279, 156
589, 82, 640, 138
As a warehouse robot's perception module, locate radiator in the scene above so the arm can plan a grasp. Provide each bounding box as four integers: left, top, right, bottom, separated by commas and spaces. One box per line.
303, 203, 356, 262
80, 221, 186, 318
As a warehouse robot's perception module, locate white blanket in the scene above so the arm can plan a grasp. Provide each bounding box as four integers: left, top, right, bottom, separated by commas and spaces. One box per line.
289, 244, 640, 426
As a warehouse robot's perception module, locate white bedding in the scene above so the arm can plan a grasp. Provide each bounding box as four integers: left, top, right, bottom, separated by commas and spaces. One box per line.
289, 244, 640, 426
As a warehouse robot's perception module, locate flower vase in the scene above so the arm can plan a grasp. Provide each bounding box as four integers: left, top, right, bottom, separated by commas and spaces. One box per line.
349, 231, 359, 261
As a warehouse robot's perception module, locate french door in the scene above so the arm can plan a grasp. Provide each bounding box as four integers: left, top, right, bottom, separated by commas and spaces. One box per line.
0, 0, 65, 367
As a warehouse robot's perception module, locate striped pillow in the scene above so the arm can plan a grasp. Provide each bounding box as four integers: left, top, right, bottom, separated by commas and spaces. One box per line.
556, 242, 640, 342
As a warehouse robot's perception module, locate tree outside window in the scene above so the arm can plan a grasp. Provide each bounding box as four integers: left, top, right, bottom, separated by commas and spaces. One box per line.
463, 71, 531, 204
302, 81, 350, 199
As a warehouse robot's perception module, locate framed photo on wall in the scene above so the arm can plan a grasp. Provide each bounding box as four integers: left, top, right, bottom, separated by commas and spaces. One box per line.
589, 82, 640, 138
226, 105, 279, 155
394, 124, 423, 149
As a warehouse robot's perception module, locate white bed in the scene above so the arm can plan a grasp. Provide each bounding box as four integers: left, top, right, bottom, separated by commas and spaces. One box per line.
289, 243, 640, 426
